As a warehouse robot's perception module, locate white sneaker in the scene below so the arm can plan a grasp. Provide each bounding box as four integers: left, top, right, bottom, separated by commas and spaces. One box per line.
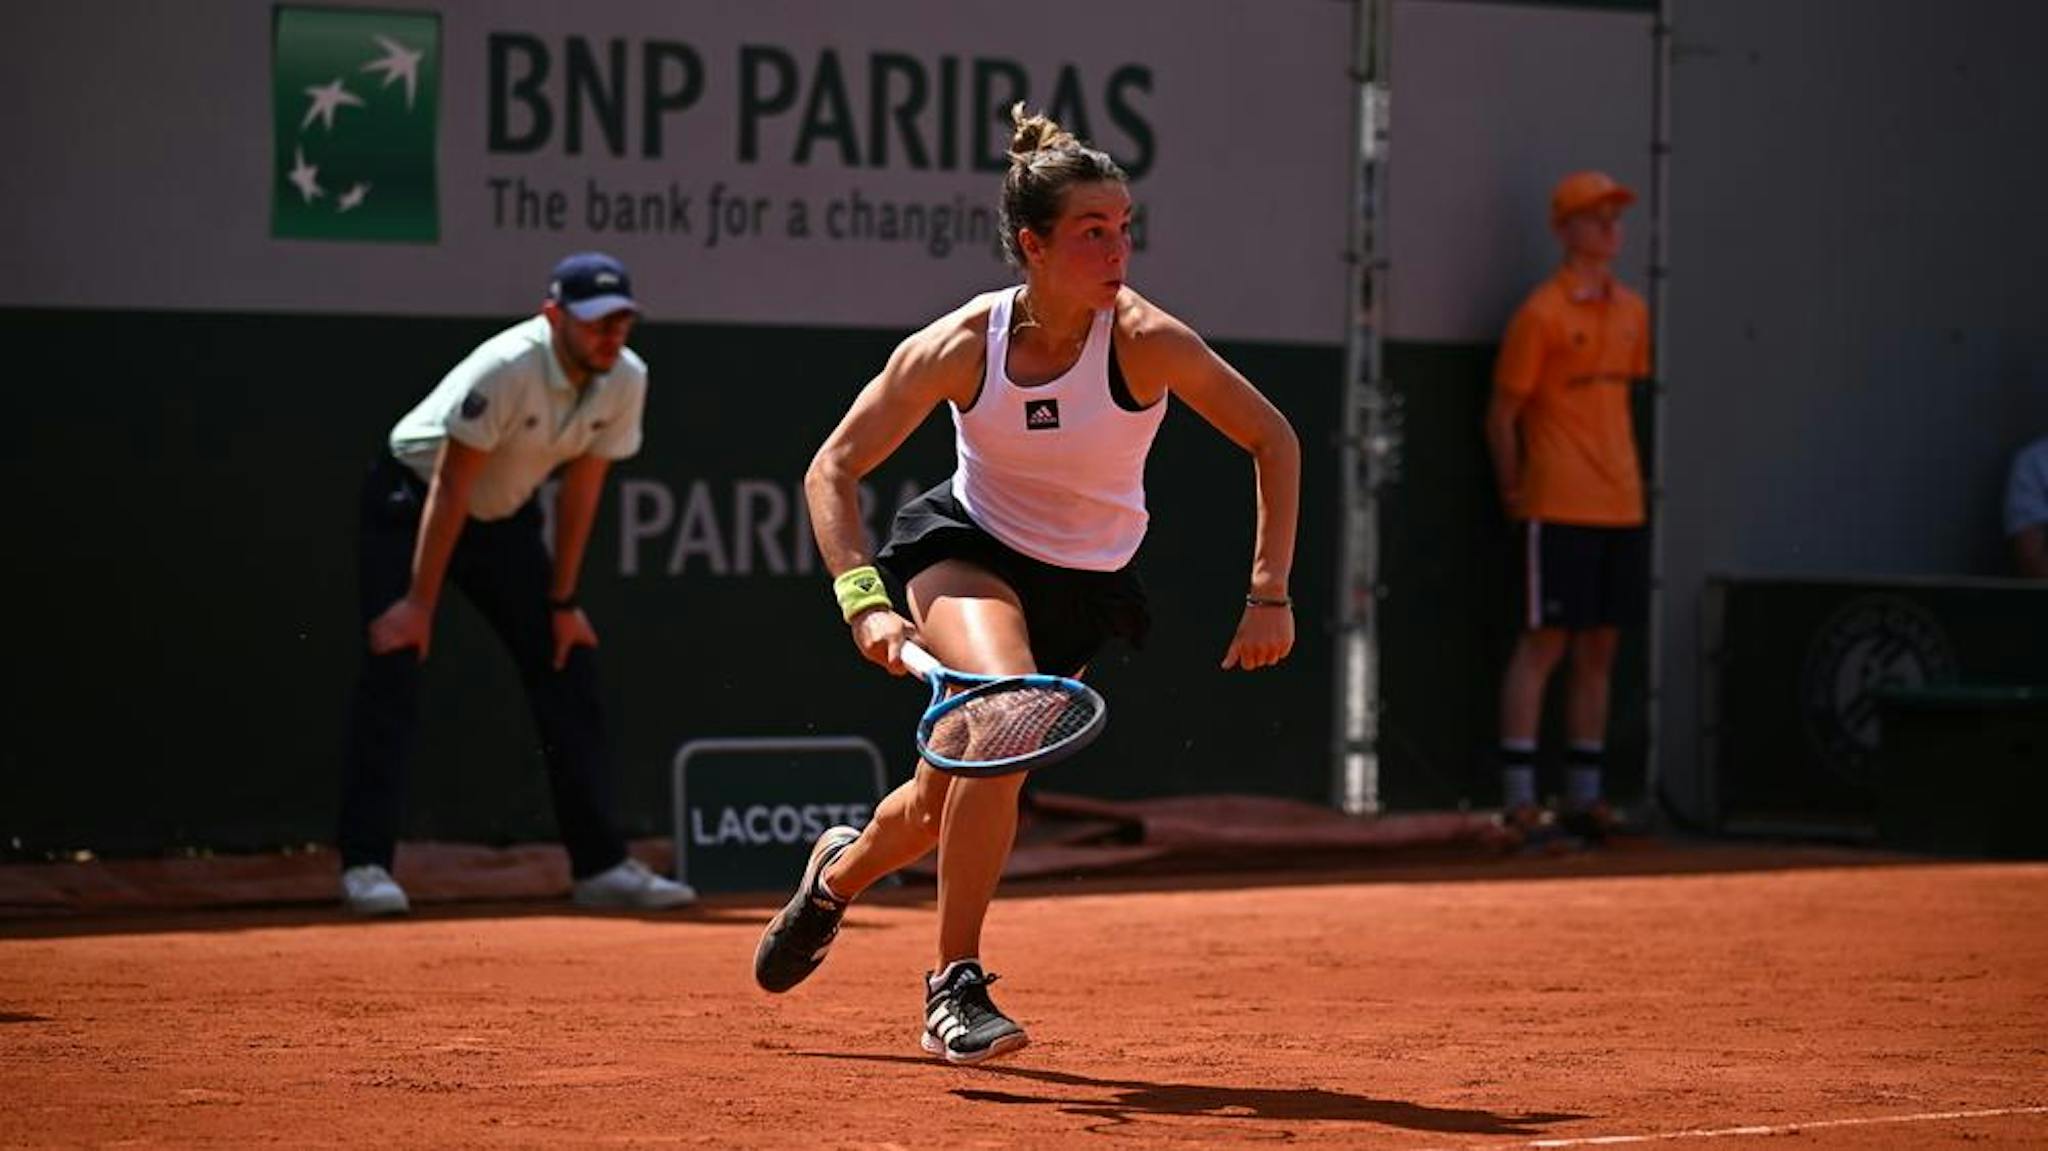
341, 864, 410, 916
572, 857, 697, 910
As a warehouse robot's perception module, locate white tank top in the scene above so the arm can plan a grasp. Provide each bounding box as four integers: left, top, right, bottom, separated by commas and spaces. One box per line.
952, 287, 1168, 571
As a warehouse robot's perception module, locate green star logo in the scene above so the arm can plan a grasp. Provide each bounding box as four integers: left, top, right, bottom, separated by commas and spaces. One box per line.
271, 6, 440, 243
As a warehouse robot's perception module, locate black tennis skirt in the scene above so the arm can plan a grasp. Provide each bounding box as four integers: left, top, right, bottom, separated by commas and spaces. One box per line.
875, 480, 1150, 677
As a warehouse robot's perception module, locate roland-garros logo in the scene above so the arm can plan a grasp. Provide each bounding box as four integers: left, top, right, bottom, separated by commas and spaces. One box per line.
271, 6, 441, 243
1800, 593, 1958, 784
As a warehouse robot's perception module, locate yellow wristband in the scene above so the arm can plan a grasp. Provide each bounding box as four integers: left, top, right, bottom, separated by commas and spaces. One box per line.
832, 565, 894, 623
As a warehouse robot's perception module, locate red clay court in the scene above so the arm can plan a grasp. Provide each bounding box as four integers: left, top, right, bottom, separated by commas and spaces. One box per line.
3, 842, 2044, 1149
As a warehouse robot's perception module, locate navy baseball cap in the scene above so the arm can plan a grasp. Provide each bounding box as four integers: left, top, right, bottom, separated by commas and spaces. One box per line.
548, 252, 638, 321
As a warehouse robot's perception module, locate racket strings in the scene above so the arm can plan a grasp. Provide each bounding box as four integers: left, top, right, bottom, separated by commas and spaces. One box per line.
927, 686, 1100, 762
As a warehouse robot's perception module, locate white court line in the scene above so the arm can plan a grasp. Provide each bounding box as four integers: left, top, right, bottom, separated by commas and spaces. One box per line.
1404, 1105, 2048, 1150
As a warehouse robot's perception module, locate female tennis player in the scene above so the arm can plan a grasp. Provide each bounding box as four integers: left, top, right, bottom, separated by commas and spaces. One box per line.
754, 104, 1301, 1064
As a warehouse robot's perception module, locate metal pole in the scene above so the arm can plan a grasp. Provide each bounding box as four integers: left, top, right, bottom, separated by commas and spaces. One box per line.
1644, 0, 1675, 821
1336, 0, 1395, 815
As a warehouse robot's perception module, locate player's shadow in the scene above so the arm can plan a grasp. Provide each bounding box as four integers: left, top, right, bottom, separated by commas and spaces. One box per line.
804, 1053, 1582, 1136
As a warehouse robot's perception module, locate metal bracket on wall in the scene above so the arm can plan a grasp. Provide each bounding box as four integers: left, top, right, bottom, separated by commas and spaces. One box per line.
1335, 0, 1396, 816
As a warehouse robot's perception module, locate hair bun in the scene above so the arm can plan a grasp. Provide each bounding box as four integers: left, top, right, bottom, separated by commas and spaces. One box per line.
1007, 101, 1075, 165
996, 103, 1127, 269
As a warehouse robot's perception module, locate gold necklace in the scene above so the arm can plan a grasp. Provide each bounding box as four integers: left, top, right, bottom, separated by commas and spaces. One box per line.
1015, 291, 1086, 351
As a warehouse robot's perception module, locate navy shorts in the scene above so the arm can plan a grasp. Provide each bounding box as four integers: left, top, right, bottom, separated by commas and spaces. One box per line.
1510, 521, 1647, 631
875, 481, 1150, 677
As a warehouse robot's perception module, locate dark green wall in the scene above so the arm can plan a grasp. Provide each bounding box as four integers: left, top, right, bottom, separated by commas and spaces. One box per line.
3, 307, 1338, 856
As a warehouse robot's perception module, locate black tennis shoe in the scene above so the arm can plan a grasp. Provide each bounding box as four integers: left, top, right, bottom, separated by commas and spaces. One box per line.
753, 825, 860, 993
1493, 803, 1584, 856
1557, 801, 1628, 845
920, 960, 1029, 1064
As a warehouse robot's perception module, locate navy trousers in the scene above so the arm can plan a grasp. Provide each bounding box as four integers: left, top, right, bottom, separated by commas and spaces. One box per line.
339, 452, 627, 879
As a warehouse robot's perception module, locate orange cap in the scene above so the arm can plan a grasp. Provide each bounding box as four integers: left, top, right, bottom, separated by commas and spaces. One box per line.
1550, 171, 1636, 224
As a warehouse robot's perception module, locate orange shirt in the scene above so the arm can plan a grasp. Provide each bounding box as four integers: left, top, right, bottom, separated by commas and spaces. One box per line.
1494, 268, 1651, 526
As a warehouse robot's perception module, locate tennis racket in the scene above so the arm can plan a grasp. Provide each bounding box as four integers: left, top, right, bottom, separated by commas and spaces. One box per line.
898, 641, 1106, 777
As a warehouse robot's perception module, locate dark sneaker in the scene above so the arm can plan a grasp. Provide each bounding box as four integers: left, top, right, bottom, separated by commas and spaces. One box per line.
753, 826, 860, 993
1493, 804, 1582, 856
920, 960, 1029, 1065
1557, 801, 1627, 845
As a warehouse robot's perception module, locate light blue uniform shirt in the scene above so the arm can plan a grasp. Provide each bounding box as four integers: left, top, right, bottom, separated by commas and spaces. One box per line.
390, 315, 648, 521
2005, 435, 2048, 537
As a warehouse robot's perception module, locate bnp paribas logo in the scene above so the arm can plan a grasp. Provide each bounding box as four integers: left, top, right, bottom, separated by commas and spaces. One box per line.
271, 6, 440, 243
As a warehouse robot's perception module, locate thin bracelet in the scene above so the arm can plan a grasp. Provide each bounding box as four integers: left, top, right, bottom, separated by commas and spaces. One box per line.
1245, 595, 1292, 608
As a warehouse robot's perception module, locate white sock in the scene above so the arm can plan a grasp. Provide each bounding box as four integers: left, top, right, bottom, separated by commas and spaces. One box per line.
1500, 738, 1538, 809
1566, 741, 1605, 809
929, 958, 979, 993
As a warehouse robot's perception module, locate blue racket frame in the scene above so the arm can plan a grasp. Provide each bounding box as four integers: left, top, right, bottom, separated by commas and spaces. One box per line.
899, 642, 1107, 777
